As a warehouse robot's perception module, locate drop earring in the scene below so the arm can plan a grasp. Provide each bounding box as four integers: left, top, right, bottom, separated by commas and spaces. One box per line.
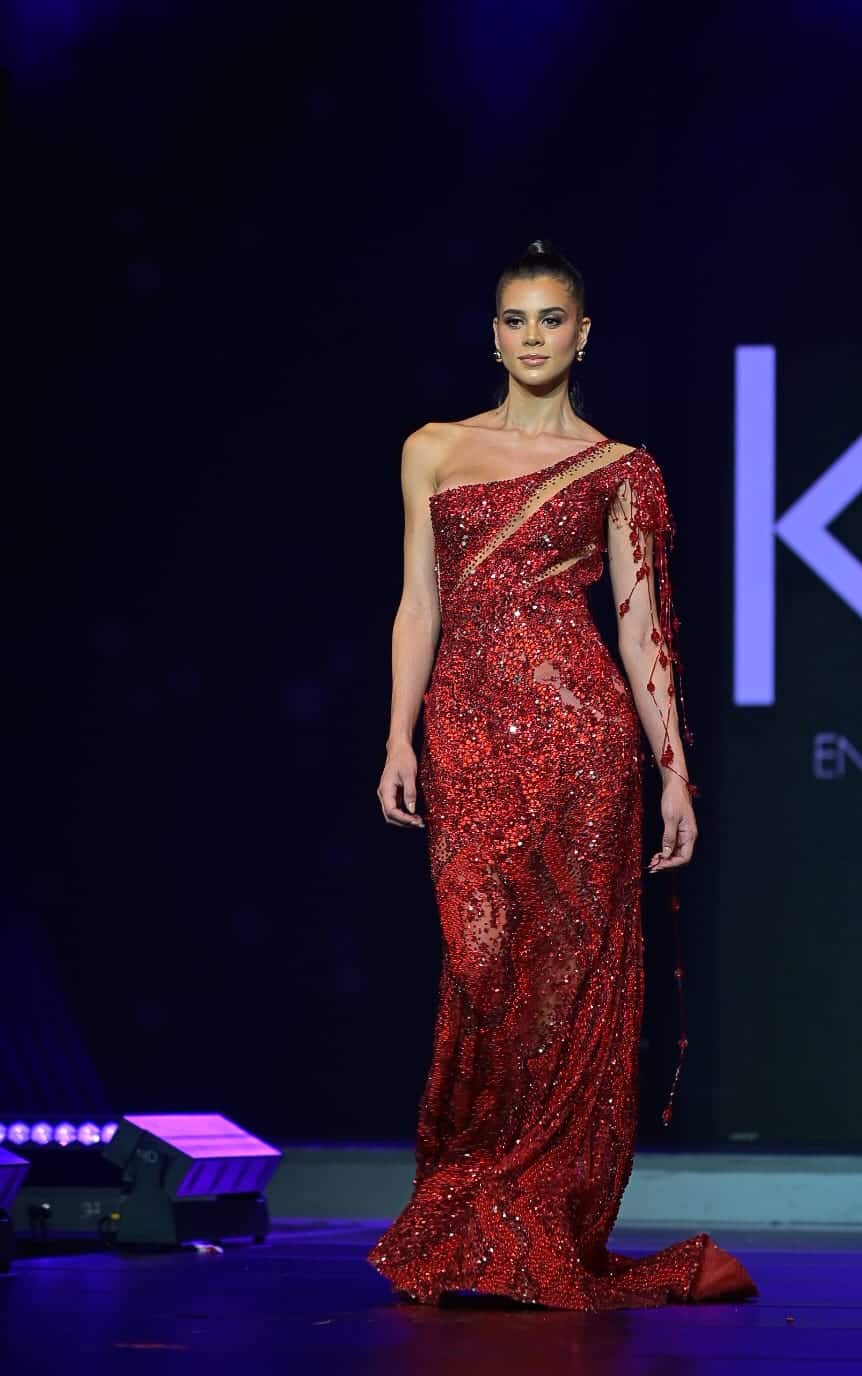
575, 347, 586, 362
493, 347, 503, 362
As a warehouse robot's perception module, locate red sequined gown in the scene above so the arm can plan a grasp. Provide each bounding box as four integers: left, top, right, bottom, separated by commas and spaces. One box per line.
367, 439, 758, 1309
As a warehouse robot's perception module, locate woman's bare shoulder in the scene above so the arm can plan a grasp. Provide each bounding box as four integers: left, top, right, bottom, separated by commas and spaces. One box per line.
403, 412, 504, 488
400, 415, 481, 477
405, 410, 496, 446
401, 421, 452, 468
403, 409, 511, 471
410, 407, 504, 442
398, 423, 453, 499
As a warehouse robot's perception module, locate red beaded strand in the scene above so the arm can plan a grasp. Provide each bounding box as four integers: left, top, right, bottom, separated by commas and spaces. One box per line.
616, 478, 696, 1126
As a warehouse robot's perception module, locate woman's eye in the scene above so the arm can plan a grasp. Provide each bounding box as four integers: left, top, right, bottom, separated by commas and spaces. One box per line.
504, 316, 563, 327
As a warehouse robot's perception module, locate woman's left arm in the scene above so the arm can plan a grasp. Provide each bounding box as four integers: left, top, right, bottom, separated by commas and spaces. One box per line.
606, 467, 698, 872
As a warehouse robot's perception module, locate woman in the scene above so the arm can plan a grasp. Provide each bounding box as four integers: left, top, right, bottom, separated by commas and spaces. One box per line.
368, 241, 757, 1309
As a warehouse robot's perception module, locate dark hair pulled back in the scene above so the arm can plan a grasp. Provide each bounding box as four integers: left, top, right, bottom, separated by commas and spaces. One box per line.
493, 238, 587, 419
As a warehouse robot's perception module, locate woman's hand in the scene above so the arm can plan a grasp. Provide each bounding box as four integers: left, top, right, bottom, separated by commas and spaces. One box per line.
378, 742, 425, 828
647, 778, 697, 872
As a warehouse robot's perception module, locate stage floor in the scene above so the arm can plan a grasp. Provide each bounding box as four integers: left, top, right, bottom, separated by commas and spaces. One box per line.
2, 1222, 861, 1373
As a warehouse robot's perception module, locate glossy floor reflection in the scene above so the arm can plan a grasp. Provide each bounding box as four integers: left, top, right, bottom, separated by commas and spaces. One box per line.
1, 1221, 860, 1374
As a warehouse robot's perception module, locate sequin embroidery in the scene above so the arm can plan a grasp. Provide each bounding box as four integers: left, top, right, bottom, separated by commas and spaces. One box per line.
367, 442, 758, 1311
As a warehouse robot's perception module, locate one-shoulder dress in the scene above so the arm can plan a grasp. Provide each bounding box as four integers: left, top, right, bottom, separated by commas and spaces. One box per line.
367, 438, 758, 1309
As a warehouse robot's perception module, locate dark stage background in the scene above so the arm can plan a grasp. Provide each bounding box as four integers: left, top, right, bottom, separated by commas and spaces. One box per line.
3, 1, 860, 1146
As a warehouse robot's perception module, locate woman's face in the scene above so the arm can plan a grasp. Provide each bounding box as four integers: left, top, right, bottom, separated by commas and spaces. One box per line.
493, 274, 589, 387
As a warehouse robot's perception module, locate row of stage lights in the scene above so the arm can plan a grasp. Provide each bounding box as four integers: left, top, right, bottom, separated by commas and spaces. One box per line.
0, 1122, 119, 1147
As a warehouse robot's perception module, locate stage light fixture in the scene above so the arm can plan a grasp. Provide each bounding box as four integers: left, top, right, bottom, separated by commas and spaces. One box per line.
102, 1113, 282, 1247
0, 1121, 119, 1148
0, 1146, 30, 1272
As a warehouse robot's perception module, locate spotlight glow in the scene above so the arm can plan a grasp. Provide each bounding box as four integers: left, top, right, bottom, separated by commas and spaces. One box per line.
0, 1118, 120, 1146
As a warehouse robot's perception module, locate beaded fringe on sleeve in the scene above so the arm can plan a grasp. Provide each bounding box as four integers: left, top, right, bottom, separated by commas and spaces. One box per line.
610, 455, 697, 1128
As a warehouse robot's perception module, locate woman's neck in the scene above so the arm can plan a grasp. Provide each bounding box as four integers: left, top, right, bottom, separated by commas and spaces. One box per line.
495, 383, 578, 436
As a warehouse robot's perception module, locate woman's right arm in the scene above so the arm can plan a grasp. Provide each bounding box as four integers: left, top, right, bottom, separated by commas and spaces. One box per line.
377, 426, 442, 829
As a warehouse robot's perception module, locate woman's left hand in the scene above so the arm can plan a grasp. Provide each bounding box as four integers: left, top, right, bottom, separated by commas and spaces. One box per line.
647, 779, 698, 872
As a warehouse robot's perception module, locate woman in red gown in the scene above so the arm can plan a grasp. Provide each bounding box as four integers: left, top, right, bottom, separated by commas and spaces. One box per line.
370, 240, 758, 1309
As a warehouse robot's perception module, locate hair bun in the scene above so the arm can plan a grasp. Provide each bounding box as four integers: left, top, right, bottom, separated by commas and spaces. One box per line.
526, 238, 553, 255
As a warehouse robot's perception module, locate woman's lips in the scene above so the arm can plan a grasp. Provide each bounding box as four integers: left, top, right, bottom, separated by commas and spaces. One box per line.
520, 356, 549, 366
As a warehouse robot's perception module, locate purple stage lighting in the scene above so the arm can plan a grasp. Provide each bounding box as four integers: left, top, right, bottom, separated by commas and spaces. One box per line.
0, 1121, 119, 1147
102, 1114, 282, 1246
120, 1114, 281, 1197
0, 1147, 30, 1212
0, 1147, 31, 1272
